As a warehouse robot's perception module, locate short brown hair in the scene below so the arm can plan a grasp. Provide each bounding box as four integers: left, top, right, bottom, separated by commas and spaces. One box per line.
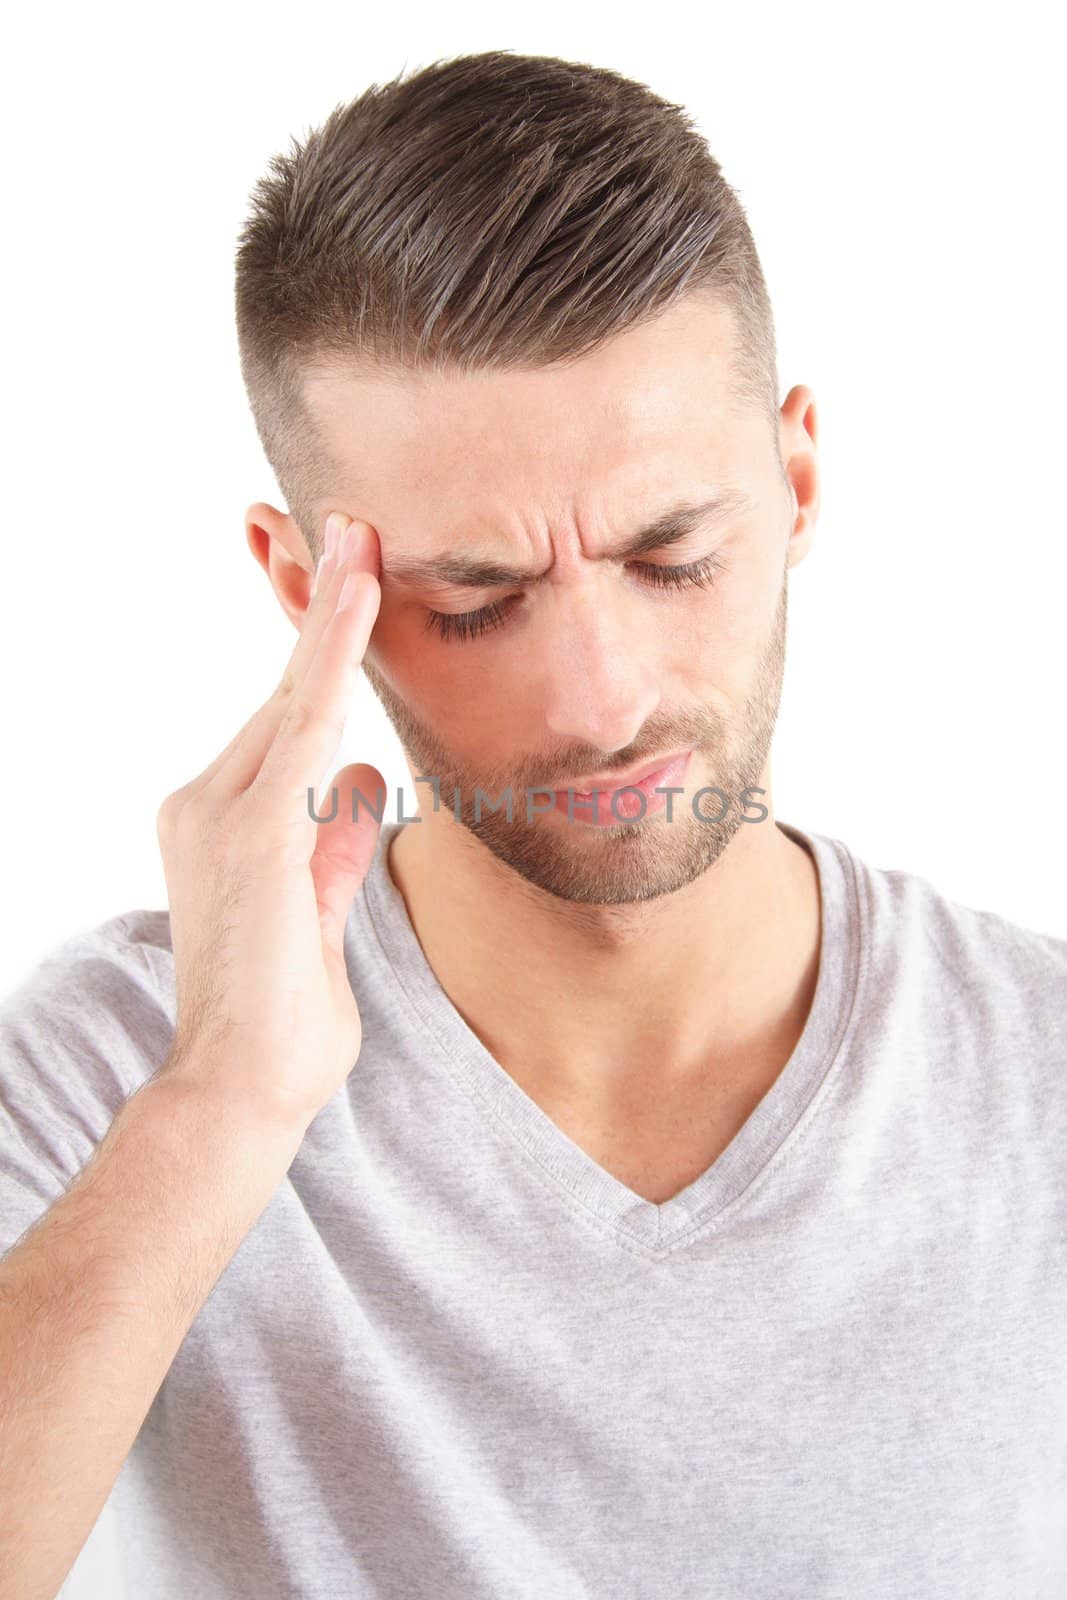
234, 50, 780, 563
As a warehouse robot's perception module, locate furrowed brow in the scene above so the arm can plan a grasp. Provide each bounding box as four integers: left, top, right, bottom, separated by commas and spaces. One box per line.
383, 491, 748, 591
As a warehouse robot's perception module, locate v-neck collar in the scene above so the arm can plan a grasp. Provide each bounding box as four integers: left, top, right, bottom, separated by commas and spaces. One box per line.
359, 817, 863, 1255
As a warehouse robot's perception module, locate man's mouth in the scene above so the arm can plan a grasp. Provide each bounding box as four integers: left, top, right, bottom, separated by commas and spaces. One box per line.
550, 749, 694, 825
565, 747, 693, 793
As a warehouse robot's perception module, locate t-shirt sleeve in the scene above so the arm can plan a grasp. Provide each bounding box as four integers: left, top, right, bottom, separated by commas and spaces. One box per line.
0, 910, 176, 1262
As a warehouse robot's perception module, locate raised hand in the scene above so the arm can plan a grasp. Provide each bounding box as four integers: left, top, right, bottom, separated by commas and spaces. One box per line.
154, 512, 385, 1128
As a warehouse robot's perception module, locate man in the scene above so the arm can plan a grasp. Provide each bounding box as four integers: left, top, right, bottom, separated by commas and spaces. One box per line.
2, 48, 1065, 1600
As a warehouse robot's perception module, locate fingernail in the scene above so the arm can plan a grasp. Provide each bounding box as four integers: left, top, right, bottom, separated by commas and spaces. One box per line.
324, 512, 348, 566
338, 519, 368, 567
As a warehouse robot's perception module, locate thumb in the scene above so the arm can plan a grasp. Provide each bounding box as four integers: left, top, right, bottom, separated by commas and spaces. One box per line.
310, 763, 388, 953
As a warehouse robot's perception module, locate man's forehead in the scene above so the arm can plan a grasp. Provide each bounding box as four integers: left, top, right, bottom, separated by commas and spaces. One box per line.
302, 304, 749, 590
380, 488, 751, 593
303, 299, 739, 476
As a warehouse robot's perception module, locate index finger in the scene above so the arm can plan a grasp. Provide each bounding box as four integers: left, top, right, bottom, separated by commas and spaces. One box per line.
251, 555, 381, 802
198, 514, 381, 798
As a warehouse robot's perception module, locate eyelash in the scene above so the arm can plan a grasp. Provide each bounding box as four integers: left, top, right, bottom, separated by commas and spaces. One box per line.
422, 554, 724, 644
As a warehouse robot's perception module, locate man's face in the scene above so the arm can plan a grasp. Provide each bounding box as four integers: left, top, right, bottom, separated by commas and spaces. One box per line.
302, 292, 807, 906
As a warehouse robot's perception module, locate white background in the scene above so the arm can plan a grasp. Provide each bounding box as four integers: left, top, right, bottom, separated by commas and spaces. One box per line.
0, 2, 1063, 1594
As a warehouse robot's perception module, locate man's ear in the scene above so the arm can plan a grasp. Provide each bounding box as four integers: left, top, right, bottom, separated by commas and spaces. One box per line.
778, 387, 819, 570
245, 503, 317, 629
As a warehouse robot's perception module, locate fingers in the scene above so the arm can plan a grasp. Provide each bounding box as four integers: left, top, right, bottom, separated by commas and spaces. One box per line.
251, 564, 381, 806
196, 514, 381, 800
277, 516, 380, 700
309, 761, 388, 952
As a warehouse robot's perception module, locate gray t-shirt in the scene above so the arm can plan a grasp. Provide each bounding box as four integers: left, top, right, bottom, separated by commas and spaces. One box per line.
2, 818, 1067, 1599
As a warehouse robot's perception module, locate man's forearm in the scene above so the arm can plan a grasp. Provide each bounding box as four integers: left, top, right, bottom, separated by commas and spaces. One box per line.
0, 1064, 311, 1600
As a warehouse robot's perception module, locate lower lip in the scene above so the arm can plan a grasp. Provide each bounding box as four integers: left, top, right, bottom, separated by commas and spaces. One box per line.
551, 749, 693, 826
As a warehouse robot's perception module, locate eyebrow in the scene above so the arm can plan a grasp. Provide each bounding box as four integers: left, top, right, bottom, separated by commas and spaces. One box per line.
383, 491, 750, 591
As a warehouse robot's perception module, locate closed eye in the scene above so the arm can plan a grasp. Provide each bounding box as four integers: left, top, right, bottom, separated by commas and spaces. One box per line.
423, 553, 724, 644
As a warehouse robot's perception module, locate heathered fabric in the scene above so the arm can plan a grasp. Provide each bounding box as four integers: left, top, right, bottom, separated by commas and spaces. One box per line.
2, 817, 1066, 1599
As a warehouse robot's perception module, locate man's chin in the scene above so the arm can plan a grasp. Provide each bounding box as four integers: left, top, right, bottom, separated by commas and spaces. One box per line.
456, 802, 727, 908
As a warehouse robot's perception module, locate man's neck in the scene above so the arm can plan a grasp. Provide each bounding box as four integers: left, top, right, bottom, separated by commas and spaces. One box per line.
384, 806, 822, 1117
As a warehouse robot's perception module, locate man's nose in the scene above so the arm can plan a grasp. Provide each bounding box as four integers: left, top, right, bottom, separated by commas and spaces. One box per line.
538, 582, 661, 752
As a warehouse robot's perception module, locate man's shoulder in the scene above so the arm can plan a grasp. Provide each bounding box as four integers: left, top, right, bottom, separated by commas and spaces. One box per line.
94, 907, 175, 989
11, 907, 177, 1011
0, 907, 178, 1090
0, 910, 179, 1201
837, 834, 1067, 1014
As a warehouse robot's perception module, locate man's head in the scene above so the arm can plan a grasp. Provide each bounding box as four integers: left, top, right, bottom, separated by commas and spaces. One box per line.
236, 51, 819, 906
